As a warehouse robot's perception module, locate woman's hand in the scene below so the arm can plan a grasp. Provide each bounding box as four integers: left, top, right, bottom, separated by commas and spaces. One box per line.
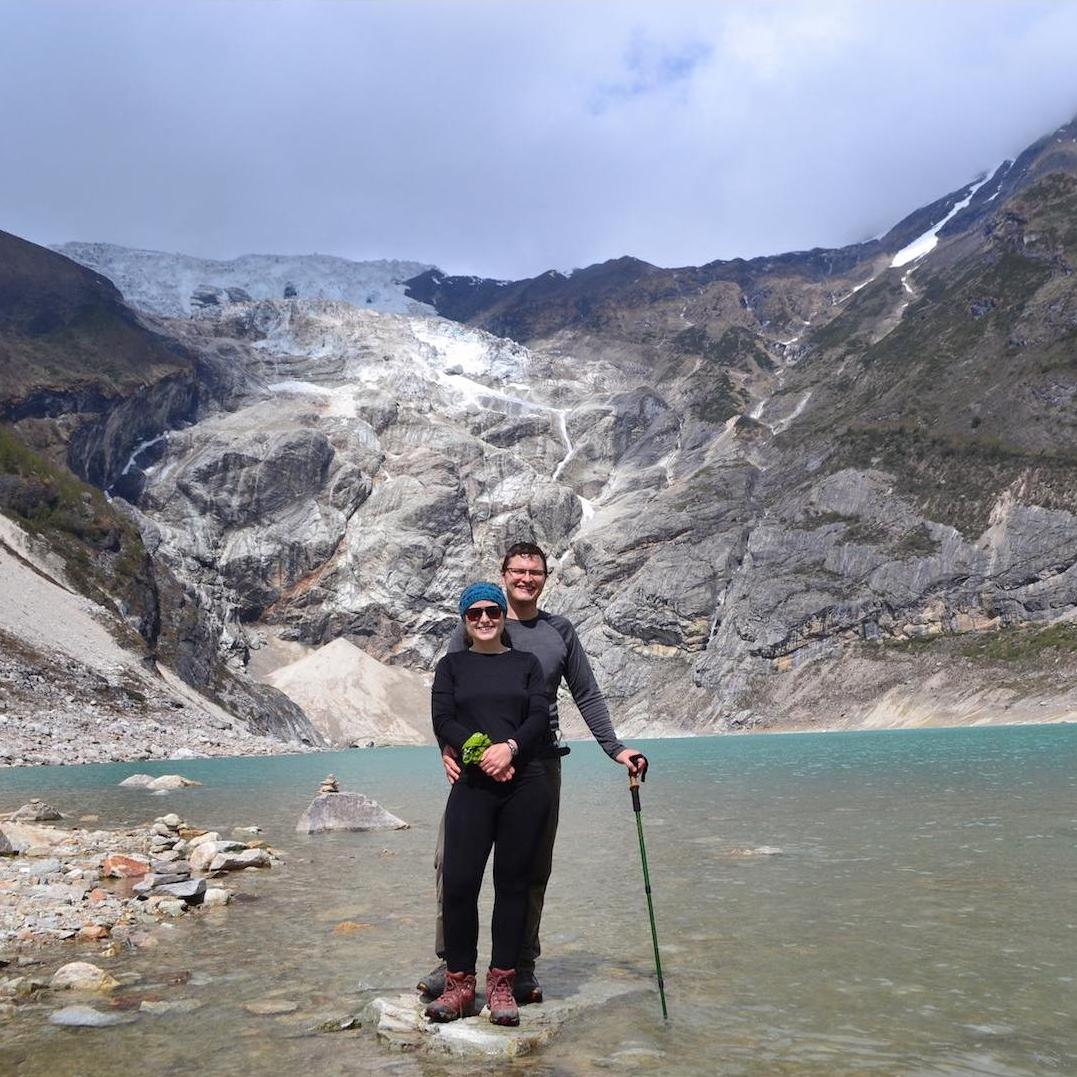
441, 744, 461, 785
479, 742, 515, 782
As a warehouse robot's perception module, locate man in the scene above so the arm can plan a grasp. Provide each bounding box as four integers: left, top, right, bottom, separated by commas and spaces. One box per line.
420, 540, 644, 1004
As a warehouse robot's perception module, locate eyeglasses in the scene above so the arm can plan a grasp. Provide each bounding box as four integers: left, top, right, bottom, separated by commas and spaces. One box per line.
464, 605, 504, 623
505, 568, 547, 579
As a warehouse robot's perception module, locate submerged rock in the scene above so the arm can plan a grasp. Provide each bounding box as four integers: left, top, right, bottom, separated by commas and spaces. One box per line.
118, 774, 155, 788
140, 997, 203, 1015
50, 1004, 135, 1027
297, 792, 408, 834
244, 998, 299, 1016
725, 845, 784, 858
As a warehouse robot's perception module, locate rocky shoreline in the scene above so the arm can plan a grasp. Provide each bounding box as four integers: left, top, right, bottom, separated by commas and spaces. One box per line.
1, 801, 277, 960
0, 632, 320, 768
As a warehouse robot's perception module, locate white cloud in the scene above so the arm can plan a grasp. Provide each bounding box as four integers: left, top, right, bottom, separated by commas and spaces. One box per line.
2, 1, 1076, 278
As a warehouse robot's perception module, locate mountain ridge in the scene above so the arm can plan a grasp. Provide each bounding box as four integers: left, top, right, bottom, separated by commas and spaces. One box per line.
3, 112, 1077, 759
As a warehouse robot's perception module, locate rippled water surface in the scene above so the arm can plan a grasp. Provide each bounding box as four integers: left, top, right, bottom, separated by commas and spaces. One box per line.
1, 724, 1075, 1075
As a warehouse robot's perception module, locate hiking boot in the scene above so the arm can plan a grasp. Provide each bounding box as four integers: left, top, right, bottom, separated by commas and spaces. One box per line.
513, 968, 543, 1004
486, 967, 519, 1026
424, 970, 476, 1022
416, 960, 447, 1000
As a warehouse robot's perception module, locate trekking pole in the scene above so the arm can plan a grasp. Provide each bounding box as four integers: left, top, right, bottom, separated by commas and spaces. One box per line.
627, 754, 668, 1020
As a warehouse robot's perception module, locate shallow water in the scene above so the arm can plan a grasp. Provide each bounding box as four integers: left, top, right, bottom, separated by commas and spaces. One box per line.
1, 724, 1075, 1075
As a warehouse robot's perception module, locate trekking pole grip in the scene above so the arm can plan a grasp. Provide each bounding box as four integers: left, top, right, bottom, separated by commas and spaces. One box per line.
627, 753, 647, 813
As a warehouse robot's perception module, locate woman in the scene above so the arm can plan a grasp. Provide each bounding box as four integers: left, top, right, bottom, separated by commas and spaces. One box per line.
427, 582, 552, 1026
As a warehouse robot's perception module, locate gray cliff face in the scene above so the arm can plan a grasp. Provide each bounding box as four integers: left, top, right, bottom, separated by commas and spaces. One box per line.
50, 122, 1077, 737
128, 305, 592, 676
115, 279, 1077, 736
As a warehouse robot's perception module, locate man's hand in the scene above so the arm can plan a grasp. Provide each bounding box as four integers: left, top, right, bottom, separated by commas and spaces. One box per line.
480, 742, 515, 782
615, 747, 647, 777
441, 744, 462, 785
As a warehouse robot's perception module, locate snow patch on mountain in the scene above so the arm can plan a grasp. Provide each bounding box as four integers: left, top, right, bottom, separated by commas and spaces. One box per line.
890, 172, 996, 269
52, 242, 437, 318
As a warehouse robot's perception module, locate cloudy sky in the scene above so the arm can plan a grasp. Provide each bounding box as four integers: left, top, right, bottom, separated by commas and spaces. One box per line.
4, 1, 1077, 279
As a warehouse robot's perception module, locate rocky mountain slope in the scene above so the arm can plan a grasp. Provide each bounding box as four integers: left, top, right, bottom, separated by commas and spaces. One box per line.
5, 115, 1077, 752
0, 231, 322, 759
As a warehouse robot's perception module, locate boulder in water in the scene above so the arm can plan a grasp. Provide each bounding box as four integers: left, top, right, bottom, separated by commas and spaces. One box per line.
296, 791, 408, 834
146, 774, 202, 791
363, 974, 647, 1059
50, 962, 121, 992
207, 848, 271, 872
10, 799, 63, 822
118, 774, 155, 787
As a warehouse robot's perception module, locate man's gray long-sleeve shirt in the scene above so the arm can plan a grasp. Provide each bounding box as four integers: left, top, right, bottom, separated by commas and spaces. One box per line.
447, 611, 625, 759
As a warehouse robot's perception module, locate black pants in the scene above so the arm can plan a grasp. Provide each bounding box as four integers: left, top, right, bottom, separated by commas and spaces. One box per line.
442, 762, 552, 974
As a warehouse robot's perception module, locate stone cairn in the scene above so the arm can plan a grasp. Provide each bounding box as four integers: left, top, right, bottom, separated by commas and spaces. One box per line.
123, 813, 275, 911
296, 776, 408, 834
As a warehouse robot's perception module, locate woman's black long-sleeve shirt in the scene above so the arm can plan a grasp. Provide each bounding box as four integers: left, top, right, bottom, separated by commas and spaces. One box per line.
431, 649, 550, 761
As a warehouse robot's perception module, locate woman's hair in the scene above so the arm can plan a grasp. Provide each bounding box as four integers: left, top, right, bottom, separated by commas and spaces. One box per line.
500, 541, 548, 574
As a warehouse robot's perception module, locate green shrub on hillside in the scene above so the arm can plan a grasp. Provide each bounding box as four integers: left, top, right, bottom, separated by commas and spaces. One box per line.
958, 621, 1077, 662
0, 424, 155, 643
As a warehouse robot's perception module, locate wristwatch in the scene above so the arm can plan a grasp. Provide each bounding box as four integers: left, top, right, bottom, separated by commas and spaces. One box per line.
506, 738, 519, 758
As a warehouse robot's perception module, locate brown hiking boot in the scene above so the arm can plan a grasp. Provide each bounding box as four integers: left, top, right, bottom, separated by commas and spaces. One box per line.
513, 968, 543, 1004
416, 960, 447, 1000
486, 967, 519, 1026
424, 970, 477, 1022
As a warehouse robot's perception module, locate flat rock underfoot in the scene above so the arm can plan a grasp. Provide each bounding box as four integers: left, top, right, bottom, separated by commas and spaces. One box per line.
366, 973, 649, 1059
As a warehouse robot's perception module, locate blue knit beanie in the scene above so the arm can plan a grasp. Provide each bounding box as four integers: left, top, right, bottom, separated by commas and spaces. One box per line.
458, 582, 508, 618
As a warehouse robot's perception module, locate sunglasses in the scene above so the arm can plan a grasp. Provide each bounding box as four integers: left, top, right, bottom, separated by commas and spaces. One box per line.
464, 605, 504, 623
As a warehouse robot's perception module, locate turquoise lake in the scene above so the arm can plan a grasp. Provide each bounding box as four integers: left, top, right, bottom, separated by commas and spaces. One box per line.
1, 724, 1075, 1075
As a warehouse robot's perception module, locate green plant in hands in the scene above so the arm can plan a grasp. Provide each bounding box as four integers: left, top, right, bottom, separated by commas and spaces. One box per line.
461, 732, 493, 765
